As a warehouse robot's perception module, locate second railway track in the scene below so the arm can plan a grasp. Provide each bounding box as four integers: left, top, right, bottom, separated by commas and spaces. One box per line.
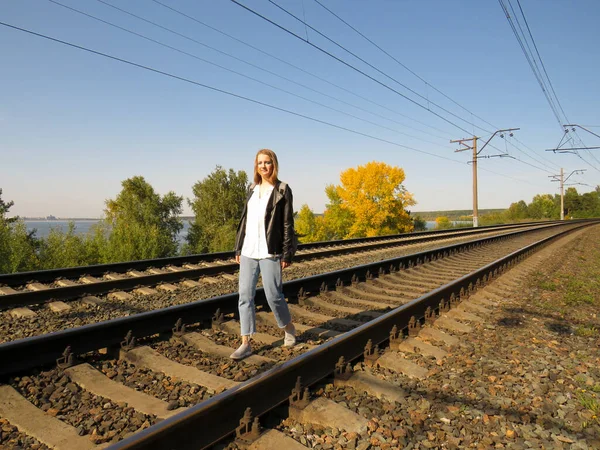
0, 222, 572, 345
0, 220, 597, 449
0, 222, 562, 312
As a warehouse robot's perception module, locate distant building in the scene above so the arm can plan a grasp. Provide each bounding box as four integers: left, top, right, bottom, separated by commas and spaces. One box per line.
46, 215, 57, 220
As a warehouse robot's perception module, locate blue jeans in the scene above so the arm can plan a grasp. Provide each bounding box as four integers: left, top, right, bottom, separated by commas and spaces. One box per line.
238, 255, 292, 336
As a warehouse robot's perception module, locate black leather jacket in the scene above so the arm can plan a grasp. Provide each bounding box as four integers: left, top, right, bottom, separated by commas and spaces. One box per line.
235, 181, 295, 262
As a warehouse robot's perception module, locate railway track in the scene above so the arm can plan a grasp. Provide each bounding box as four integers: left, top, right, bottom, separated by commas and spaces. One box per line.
0, 220, 596, 449
0, 222, 559, 312
0, 222, 565, 344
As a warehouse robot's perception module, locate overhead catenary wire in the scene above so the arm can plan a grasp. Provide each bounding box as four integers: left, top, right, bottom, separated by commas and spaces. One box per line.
311, 0, 499, 133
48, 0, 452, 148
266, 0, 493, 135
497, 0, 600, 181
498, 0, 564, 128
148, 0, 454, 140
515, 0, 569, 124
312, 0, 571, 175
0, 20, 552, 191
96, 1, 583, 182
0, 20, 463, 164
229, 0, 476, 135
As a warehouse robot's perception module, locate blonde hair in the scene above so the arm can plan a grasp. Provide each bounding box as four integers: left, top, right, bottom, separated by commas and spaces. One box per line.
253, 148, 280, 185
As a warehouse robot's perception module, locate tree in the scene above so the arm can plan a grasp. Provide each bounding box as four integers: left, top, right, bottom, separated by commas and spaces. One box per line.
579, 191, 600, 217
435, 216, 452, 229
412, 215, 428, 231
103, 176, 183, 261
295, 204, 319, 243
37, 222, 98, 269
0, 188, 16, 224
186, 166, 248, 254
0, 190, 39, 273
315, 185, 352, 240
528, 194, 557, 219
563, 187, 581, 217
506, 200, 528, 221
329, 161, 415, 238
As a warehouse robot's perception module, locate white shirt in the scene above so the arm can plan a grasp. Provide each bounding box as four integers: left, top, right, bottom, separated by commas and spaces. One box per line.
241, 184, 275, 259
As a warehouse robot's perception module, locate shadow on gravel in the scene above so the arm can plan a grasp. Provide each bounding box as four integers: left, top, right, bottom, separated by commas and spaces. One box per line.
496, 316, 524, 327
545, 321, 573, 335
501, 306, 600, 336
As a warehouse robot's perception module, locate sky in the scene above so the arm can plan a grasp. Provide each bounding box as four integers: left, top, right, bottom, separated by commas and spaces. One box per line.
2, 0, 599, 218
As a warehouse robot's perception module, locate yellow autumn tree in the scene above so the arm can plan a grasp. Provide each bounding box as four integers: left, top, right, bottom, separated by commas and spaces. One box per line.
328, 161, 415, 238
435, 216, 452, 229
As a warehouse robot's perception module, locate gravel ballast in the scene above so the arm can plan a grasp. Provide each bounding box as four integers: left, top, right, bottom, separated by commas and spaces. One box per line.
268, 224, 600, 450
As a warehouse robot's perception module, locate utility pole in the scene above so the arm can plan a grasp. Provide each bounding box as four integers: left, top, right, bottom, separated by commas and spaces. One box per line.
450, 136, 479, 226
451, 128, 519, 228
549, 168, 586, 220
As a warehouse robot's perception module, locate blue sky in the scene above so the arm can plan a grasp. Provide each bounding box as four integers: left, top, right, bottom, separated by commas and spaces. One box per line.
2, 0, 599, 218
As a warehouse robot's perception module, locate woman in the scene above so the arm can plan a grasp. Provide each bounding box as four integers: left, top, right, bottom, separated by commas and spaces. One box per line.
230, 149, 296, 360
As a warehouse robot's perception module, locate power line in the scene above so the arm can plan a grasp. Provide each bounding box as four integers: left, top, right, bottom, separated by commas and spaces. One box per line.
263, 0, 570, 177
498, 0, 565, 128
148, 0, 453, 140
266, 0, 492, 135
0, 20, 463, 164
230, 0, 475, 135
3, 19, 553, 192
48, 0, 451, 148
311, 0, 498, 133
6, 8, 576, 196
504, 138, 560, 172
313, 0, 569, 176
515, 0, 569, 123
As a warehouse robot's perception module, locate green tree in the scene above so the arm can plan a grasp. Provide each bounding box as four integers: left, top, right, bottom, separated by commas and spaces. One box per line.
186, 166, 248, 254
412, 215, 428, 231
0, 188, 17, 225
506, 200, 528, 221
319, 185, 354, 240
0, 190, 39, 273
435, 216, 452, 229
295, 204, 319, 243
579, 190, 600, 217
37, 222, 98, 269
563, 187, 581, 218
103, 176, 183, 262
528, 194, 558, 219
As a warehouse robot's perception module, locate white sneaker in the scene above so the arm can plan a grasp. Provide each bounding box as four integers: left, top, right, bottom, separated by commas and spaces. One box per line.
230, 342, 252, 360
283, 324, 296, 347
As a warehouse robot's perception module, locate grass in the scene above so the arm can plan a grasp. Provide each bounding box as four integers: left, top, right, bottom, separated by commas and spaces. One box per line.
577, 391, 600, 415
563, 277, 598, 306
574, 325, 599, 337
538, 280, 557, 291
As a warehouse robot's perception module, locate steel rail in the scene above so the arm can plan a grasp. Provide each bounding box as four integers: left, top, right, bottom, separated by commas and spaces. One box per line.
107, 221, 595, 450
0, 221, 584, 380
0, 221, 559, 287
0, 222, 561, 309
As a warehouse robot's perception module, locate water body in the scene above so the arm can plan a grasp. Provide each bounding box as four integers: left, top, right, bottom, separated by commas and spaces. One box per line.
25, 220, 192, 243
24, 219, 440, 242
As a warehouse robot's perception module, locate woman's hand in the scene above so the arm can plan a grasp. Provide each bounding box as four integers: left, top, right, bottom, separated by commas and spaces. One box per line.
281, 260, 291, 269
235, 255, 241, 264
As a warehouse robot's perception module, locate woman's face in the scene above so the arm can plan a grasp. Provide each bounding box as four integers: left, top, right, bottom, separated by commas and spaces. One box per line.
257, 154, 274, 179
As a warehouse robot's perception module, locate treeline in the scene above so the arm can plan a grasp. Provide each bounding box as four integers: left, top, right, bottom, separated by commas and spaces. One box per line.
432, 186, 600, 229
0, 168, 257, 274
416, 209, 505, 222
2, 166, 599, 273
0, 162, 418, 273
